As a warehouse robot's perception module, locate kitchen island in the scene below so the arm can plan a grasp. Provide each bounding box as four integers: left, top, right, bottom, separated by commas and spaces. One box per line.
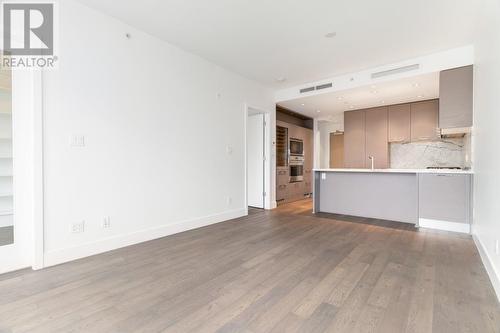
313, 169, 473, 233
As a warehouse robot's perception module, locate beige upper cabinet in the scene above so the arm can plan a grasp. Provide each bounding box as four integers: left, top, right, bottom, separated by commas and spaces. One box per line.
439, 65, 473, 129
344, 110, 366, 168
410, 100, 439, 141
388, 104, 411, 143
365, 107, 389, 169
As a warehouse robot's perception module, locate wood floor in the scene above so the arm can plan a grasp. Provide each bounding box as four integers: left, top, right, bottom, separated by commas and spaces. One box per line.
0, 200, 499, 333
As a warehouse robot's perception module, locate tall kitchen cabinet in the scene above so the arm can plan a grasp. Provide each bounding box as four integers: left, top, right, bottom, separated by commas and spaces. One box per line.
365, 107, 388, 169
276, 120, 313, 205
344, 108, 389, 169
343, 110, 366, 168
303, 126, 314, 195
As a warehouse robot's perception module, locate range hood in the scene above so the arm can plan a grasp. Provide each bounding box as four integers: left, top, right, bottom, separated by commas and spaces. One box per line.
440, 127, 471, 138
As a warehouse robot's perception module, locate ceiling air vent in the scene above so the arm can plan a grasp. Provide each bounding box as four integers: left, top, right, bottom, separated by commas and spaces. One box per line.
371, 64, 420, 79
299, 86, 316, 94
316, 83, 333, 90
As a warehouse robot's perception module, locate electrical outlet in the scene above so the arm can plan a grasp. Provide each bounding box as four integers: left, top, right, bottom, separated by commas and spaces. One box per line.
71, 221, 85, 233
496, 240, 499, 255
226, 196, 232, 206
102, 216, 111, 229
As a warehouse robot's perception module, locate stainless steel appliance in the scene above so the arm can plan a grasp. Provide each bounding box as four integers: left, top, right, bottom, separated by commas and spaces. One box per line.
289, 138, 304, 156
289, 156, 304, 182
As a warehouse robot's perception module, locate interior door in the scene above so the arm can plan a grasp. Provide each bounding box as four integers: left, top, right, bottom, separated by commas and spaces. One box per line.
247, 114, 265, 208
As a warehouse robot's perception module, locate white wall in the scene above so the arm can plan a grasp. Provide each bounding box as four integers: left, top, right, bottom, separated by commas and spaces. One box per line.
317, 115, 344, 169
42, 0, 274, 266
472, 0, 500, 299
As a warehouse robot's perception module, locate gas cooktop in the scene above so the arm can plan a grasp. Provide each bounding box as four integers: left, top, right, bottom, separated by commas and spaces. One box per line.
426, 167, 462, 170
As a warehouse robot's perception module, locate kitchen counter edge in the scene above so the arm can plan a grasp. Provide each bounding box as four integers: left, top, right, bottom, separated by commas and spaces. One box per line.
313, 168, 474, 174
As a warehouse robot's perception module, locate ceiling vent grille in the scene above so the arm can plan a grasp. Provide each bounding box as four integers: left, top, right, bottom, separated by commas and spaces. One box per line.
371, 64, 420, 79
316, 83, 333, 90
299, 86, 316, 94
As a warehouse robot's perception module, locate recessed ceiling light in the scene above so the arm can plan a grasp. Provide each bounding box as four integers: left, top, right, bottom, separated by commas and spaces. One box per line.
371, 90, 378, 94
417, 94, 424, 98
275, 77, 287, 83
337, 96, 344, 100
324, 32, 337, 38
413, 83, 420, 88
349, 105, 355, 109
316, 110, 321, 113
381, 100, 386, 104
301, 103, 305, 106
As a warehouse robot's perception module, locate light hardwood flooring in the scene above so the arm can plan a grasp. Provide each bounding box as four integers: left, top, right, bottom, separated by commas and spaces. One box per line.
0, 200, 499, 332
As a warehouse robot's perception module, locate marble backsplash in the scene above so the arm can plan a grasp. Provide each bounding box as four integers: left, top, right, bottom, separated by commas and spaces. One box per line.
390, 138, 468, 169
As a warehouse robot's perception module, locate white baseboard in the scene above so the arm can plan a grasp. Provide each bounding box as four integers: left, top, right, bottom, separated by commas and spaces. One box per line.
418, 218, 470, 234
473, 234, 500, 302
43, 208, 247, 268
0, 244, 31, 275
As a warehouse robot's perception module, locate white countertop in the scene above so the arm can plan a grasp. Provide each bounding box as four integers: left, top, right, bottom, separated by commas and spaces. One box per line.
313, 168, 474, 174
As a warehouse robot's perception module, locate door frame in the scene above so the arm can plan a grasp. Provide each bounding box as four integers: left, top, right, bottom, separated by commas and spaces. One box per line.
0, 68, 44, 274
32, 70, 44, 270
244, 104, 273, 212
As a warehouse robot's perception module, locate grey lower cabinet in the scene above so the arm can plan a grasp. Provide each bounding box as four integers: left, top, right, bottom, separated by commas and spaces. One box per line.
314, 171, 473, 233
317, 172, 418, 223
418, 173, 472, 232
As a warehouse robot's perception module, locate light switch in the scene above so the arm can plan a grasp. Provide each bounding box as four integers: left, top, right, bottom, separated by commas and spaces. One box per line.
321, 173, 326, 180
70, 135, 85, 147
226, 145, 233, 155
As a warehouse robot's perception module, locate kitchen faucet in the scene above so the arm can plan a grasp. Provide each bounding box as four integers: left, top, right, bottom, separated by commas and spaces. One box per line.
368, 156, 375, 170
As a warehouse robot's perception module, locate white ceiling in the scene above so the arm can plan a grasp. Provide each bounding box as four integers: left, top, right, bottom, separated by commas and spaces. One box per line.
278, 72, 440, 119
76, 0, 475, 87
